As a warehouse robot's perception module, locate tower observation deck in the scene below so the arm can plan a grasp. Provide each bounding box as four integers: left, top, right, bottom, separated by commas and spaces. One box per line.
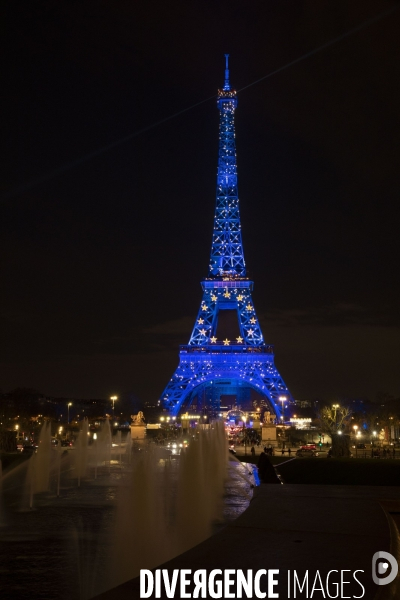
159, 55, 292, 418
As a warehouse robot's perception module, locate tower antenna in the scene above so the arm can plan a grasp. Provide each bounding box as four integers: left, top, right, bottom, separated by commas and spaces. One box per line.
224, 53, 230, 90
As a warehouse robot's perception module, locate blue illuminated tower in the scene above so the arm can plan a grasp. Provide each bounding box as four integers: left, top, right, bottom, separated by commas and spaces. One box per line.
160, 56, 292, 418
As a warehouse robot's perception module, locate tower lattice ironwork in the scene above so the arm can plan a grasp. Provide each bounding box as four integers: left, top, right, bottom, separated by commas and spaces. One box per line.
160, 55, 292, 417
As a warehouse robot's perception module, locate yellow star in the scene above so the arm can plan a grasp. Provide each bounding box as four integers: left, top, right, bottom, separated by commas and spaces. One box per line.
202, 305, 208, 311
236, 336, 243, 343
248, 329, 254, 336
223, 291, 231, 298
250, 317, 256, 324
197, 318, 204, 324
237, 295, 244, 302
199, 329, 207, 336
246, 304, 253, 311
223, 338, 230, 345
210, 336, 217, 343
211, 294, 218, 302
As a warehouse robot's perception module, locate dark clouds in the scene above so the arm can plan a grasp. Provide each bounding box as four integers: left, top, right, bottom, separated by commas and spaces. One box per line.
1, 0, 399, 401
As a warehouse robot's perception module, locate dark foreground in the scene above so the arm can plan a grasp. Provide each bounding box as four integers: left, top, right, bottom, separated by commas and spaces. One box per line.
276, 457, 400, 485
94, 484, 400, 600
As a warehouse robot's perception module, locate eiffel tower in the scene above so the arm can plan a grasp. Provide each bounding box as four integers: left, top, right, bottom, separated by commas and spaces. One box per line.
160, 55, 292, 418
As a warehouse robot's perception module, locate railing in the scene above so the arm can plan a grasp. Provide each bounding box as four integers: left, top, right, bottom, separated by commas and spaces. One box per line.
202, 280, 253, 289
180, 344, 274, 354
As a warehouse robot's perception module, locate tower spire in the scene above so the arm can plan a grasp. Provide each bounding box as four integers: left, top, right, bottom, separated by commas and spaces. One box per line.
224, 53, 230, 90
209, 56, 244, 277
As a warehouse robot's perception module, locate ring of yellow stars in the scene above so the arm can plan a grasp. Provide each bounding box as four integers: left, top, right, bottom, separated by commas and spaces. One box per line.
236, 336, 243, 343
246, 304, 253, 311
202, 305, 208, 311
199, 329, 207, 336
237, 294, 244, 302
197, 318, 204, 324
223, 291, 231, 298
223, 338, 230, 345
210, 336, 217, 343
248, 328, 254, 336
211, 294, 218, 302
250, 317, 256, 324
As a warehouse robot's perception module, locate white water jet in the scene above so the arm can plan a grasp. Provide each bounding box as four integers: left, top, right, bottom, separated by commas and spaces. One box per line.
29, 458, 34, 509
26, 422, 53, 505
114, 430, 122, 463
75, 419, 89, 486
108, 447, 173, 590
176, 421, 228, 550
94, 440, 98, 480
104, 422, 228, 593
96, 419, 112, 467
125, 429, 132, 463
56, 449, 61, 497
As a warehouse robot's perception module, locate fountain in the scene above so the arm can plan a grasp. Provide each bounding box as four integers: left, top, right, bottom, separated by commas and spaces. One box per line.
175, 422, 227, 550
0, 420, 254, 599
26, 421, 54, 507
114, 430, 122, 463
107, 422, 228, 592
96, 418, 112, 467
75, 418, 90, 487
125, 428, 132, 463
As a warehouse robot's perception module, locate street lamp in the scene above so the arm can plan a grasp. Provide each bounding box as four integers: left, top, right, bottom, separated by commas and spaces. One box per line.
110, 396, 118, 419
353, 425, 359, 455
243, 416, 247, 456
67, 402, 72, 424
372, 431, 377, 449
279, 396, 287, 423
279, 396, 287, 450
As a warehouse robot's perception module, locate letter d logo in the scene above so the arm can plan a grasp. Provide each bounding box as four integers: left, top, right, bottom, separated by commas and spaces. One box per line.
372, 551, 398, 586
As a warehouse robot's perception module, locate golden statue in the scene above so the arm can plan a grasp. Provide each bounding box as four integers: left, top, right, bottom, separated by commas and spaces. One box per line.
131, 411, 145, 426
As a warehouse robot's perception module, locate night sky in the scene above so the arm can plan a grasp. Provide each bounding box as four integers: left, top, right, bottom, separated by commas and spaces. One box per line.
1, 1, 399, 404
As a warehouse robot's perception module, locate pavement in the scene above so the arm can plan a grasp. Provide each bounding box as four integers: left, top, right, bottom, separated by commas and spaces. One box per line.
234, 444, 298, 458
234, 445, 400, 459
94, 484, 400, 600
